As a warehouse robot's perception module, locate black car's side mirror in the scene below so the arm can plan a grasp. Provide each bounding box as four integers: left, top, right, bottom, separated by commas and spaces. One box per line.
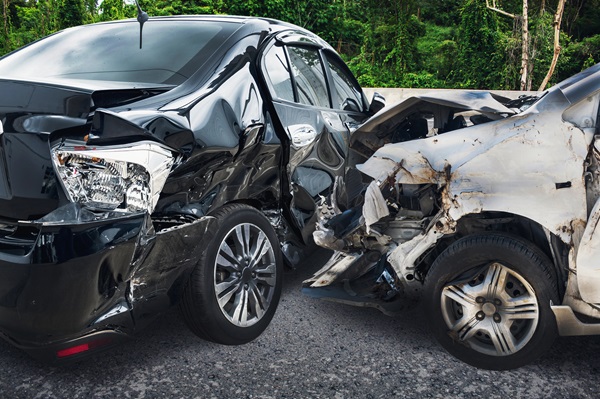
369, 92, 386, 114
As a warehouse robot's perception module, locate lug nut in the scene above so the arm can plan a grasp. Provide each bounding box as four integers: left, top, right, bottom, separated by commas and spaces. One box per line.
476, 311, 485, 320
493, 313, 501, 323
476, 296, 485, 304
494, 299, 502, 306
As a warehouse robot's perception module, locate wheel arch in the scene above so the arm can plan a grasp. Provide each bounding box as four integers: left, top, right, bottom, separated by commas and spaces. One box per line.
225, 198, 265, 211
420, 211, 569, 298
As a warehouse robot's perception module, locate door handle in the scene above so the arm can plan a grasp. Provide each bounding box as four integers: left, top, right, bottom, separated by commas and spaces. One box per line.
288, 124, 317, 148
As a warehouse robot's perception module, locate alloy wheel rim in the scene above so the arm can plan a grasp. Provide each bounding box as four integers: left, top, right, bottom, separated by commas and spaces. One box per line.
214, 223, 277, 327
440, 262, 539, 356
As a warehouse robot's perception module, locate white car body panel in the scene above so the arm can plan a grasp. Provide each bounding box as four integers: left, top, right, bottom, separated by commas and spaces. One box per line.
310, 64, 600, 324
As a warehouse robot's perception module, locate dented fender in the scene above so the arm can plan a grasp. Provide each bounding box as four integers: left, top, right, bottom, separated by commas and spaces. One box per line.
360, 93, 590, 246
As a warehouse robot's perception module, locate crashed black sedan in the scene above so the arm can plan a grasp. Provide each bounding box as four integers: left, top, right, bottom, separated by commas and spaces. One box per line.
0, 15, 378, 362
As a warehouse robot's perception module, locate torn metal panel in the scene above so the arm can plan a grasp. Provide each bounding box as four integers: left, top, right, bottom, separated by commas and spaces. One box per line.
305, 252, 361, 287
130, 216, 218, 325
353, 90, 517, 135
360, 99, 590, 245
357, 151, 441, 185
575, 196, 600, 303
386, 213, 454, 281
415, 91, 516, 114
363, 180, 389, 232
562, 244, 600, 319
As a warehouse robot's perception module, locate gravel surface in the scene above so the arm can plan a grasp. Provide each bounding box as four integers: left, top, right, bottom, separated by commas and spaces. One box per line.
1, 249, 599, 399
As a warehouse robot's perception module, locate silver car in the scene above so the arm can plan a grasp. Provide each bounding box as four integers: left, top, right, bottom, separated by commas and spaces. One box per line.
305, 63, 600, 370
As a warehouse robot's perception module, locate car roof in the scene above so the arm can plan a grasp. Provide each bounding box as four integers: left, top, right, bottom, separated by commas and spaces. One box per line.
73, 14, 333, 53
92, 14, 309, 36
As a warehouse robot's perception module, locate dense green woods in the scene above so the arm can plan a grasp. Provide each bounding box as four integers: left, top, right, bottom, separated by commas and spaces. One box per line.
1, 0, 599, 89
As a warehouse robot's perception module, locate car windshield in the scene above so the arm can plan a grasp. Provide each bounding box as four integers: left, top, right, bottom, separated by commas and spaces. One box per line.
0, 19, 238, 85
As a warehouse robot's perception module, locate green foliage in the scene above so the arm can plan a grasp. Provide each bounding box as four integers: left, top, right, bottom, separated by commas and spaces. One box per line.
58, 0, 84, 29
561, 34, 600, 78
98, 0, 126, 22
416, 23, 457, 83
401, 71, 445, 88
564, 0, 600, 40
144, 0, 213, 16
0, 0, 599, 90
454, 0, 504, 89
420, 0, 462, 26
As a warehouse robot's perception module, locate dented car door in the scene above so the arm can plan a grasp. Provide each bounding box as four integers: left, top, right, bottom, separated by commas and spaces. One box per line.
261, 34, 368, 244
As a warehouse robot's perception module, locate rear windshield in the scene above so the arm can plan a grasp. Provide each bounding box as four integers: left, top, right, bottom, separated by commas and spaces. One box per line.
0, 19, 238, 85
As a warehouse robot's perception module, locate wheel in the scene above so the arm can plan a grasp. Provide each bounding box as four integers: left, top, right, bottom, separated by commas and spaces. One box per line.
180, 203, 283, 345
424, 234, 559, 370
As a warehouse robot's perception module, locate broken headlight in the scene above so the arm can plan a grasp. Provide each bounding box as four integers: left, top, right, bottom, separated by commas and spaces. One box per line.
52, 142, 173, 214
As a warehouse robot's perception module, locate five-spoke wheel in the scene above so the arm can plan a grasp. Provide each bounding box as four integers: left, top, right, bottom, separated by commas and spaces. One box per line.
425, 234, 559, 370
440, 262, 539, 357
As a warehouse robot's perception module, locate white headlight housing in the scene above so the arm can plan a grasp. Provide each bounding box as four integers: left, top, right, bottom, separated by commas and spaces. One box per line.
52, 142, 174, 214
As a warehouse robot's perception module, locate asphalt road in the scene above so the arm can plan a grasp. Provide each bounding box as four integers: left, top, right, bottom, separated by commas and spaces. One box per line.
0, 248, 599, 399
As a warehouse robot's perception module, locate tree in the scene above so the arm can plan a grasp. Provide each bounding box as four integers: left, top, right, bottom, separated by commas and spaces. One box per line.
456, 0, 504, 89
538, 0, 566, 90
98, 0, 126, 21
0, 0, 598, 88
486, 0, 530, 89
58, 0, 84, 29
2, 0, 10, 53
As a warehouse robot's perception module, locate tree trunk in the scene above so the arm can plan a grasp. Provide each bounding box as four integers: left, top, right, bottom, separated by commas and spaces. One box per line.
2, 0, 9, 40
486, 0, 531, 91
538, 0, 567, 91
519, 0, 529, 90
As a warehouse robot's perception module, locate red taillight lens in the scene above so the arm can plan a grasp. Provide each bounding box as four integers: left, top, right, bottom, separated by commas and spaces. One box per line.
56, 338, 111, 358
56, 343, 89, 358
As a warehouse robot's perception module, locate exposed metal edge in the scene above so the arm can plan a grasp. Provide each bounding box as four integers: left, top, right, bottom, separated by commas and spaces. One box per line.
362, 88, 540, 106
552, 305, 600, 336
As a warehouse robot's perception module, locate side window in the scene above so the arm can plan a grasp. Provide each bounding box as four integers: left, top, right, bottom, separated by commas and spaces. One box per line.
263, 44, 295, 102
287, 46, 330, 108
325, 53, 364, 112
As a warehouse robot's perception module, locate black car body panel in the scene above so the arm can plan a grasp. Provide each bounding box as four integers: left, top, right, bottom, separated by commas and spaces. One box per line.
0, 15, 371, 362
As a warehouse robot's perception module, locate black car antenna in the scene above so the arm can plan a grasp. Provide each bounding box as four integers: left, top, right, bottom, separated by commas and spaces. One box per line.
133, 0, 149, 49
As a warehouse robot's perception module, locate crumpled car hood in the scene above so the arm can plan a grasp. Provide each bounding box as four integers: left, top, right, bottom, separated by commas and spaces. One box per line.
352, 90, 516, 135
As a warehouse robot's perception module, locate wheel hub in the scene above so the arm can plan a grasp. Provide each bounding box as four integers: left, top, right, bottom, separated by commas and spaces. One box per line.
241, 267, 253, 283
481, 302, 497, 316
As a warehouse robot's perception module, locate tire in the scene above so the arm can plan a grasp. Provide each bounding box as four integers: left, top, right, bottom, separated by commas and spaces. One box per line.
180, 203, 283, 345
423, 234, 559, 370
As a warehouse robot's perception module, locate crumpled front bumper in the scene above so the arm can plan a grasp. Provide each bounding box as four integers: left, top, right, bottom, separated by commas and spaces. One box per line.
0, 203, 216, 362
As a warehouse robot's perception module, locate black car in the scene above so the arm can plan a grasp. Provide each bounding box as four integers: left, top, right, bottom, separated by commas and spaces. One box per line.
0, 15, 380, 362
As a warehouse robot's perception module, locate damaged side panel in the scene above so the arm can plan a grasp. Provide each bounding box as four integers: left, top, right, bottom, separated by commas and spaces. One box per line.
130, 216, 218, 328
